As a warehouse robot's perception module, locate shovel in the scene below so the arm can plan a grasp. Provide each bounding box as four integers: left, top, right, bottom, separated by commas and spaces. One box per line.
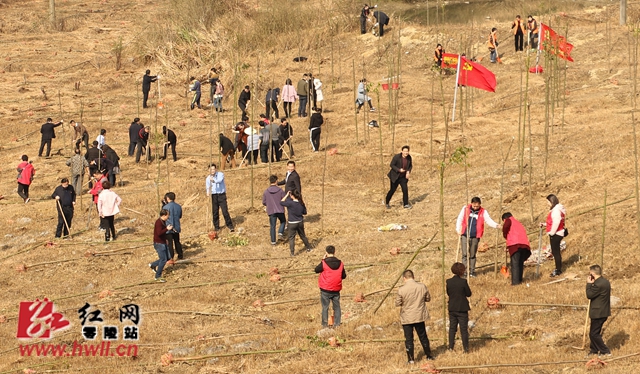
501, 250, 510, 278
535, 227, 544, 278
571, 300, 591, 350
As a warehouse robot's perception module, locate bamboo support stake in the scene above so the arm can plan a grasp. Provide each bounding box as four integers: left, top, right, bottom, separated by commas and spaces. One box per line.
170, 348, 297, 364
630, 31, 640, 249
136, 79, 140, 117
321, 119, 329, 232
496, 138, 514, 275
352, 59, 359, 144
527, 100, 534, 222
601, 189, 607, 269
373, 231, 438, 314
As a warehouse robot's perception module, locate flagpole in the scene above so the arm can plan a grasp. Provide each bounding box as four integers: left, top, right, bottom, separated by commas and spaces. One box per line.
451, 54, 462, 122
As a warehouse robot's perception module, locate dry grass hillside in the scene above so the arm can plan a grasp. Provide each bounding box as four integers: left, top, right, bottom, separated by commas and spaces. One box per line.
2, 0, 640, 373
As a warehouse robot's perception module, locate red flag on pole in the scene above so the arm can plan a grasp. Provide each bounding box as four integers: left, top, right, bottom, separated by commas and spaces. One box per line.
539, 23, 574, 62
441, 53, 459, 69
457, 56, 497, 93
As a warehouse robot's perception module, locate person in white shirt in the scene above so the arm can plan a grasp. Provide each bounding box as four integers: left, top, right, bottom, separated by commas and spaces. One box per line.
455, 196, 499, 277
96, 129, 106, 150
205, 164, 234, 233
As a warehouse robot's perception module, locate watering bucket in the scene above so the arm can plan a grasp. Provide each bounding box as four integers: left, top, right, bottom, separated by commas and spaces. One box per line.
381, 83, 389, 91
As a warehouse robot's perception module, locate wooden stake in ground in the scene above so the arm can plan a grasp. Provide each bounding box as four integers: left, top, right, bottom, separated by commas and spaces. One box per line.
571, 300, 591, 350
600, 189, 607, 269
352, 59, 359, 144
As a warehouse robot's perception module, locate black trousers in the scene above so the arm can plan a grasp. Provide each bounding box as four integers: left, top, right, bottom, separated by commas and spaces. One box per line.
143, 90, 150, 108
128, 141, 137, 156
17, 183, 30, 200
288, 221, 311, 255
448, 311, 469, 352
39, 139, 52, 157
589, 317, 610, 355
101, 215, 116, 240
163, 142, 177, 161
238, 101, 247, 118
211, 193, 234, 231
136, 143, 150, 163
402, 322, 431, 362
549, 234, 563, 273
56, 206, 74, 237
76, 133, 89, 152
385, 176, 409, 206
271, 140, 282, 161
510, 247, 531, 285
378, 23, 385, 36
530, 33, 538, 49
266, 100, 279, 120
310, 128, 321, 152
514, 32, 524, 51
360, 15, 367, 34
166, 232, 183, 259
283, 102, 292, 118
247, 149, 259, 165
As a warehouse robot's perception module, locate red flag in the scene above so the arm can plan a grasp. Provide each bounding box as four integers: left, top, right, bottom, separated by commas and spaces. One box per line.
457, 56, 497, 92
441, 53, 459, 69
539, 23, 574, 62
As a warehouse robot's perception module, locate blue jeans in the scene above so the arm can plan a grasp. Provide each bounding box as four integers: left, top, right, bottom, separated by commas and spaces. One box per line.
298, 95, 308, 117
151, 243, 170, 278
320, 290, 341, 327
490, 48, 497, 62
269, 213, 286, 243
213, 96, 223, 111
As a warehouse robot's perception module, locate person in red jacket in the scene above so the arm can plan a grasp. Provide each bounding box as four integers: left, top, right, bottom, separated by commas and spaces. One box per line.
314, 245, 346, 328
16, 155, 35, 203
502, 212, 531, 285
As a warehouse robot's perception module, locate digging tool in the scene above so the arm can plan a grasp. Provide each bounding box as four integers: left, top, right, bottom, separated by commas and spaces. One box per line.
535, 226, 544, 278
572, 300, 591, 350
495, 43, 503, 64
56, 199, 73, 240
501, 249, 510, 278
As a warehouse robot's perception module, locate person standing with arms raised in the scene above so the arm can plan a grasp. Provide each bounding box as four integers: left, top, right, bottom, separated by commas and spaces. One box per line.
541, 194, 567, 277
385, 145, 412, 209
206, 164, 235, 234
456, 197, 499, 277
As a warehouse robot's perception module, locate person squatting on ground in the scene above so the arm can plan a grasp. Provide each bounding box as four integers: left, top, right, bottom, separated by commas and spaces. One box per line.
456, 197, 499, 277
161, 126, 177, 162
356, 78, 376, 113
586, 264, 612, 357
150, 209, 173, 283
372, 9, 389, 37
385, 145, 412, 209
66, 148, 89, 194
278, 161, 301, 193
512, 15, 526, 52
219, 133, 236, 170
51, 178, 76, 239
309, 107, 323, 152
39, 118, 63, 157
206, 164, 235, 233
396, 269, 433, 363
128, 118, 143, 157
488, 27, 498, 63
282, 78, 297, 118
238, 85, 251, 118
542, 194, 567, 277
297, 74, 309, 118
97, 181, 121, 242
502, 212, 531, 285
528, 15, 539, 50
262, 175, 286, 245
189, 76, 202, 110
447, 262, 471, 353
279, 117, 294, 158
142, 70, 157, 109
265, 87, 280, 121
70, 120, 89, 152
280, 190, 311, 256
162, 192, 183, 260
315, 245, 346, 328
16, 155, 35, 203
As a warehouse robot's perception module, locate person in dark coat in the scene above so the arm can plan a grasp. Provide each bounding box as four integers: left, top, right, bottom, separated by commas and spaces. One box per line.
85, 141, 103, 177
502, 212, 531, 285
142, 70, 157, 109
278, 161, 301, 193
360, 4, 371, 34
39, 118, 63, 157
373, 10, 389, 36
219, 133, 236, 170
238, 86, 251, 118
161, 126, 178, 161
385, 145, 412, 209
446, 262, 472, 353
51, 178, 76, 238
128, 118, 143, 156
265, 87, 280, 121
309, 107, 323, 152
136, 126, 151, 163
279, 117, 294, 158
102, 145, 120, 186
586, 265, 612, 357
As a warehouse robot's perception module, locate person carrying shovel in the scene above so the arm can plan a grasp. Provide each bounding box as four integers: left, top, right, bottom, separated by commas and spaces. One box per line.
51, 178, 76, 239
501, 212, 531, 286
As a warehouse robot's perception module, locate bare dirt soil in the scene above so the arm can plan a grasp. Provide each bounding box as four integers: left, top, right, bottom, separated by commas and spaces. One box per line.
1, 0, 640, 373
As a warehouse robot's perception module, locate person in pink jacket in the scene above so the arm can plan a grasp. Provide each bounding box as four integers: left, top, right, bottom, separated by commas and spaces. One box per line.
281, 78, 297, 119
16, 155, 35, 203
97, 181, 121, 242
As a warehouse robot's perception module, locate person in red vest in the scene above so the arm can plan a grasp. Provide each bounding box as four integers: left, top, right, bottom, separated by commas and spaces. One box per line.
314, 245, 346, 328
501, 212, 531, 285
455, 196, 499, 277
541, 194, 566, 277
